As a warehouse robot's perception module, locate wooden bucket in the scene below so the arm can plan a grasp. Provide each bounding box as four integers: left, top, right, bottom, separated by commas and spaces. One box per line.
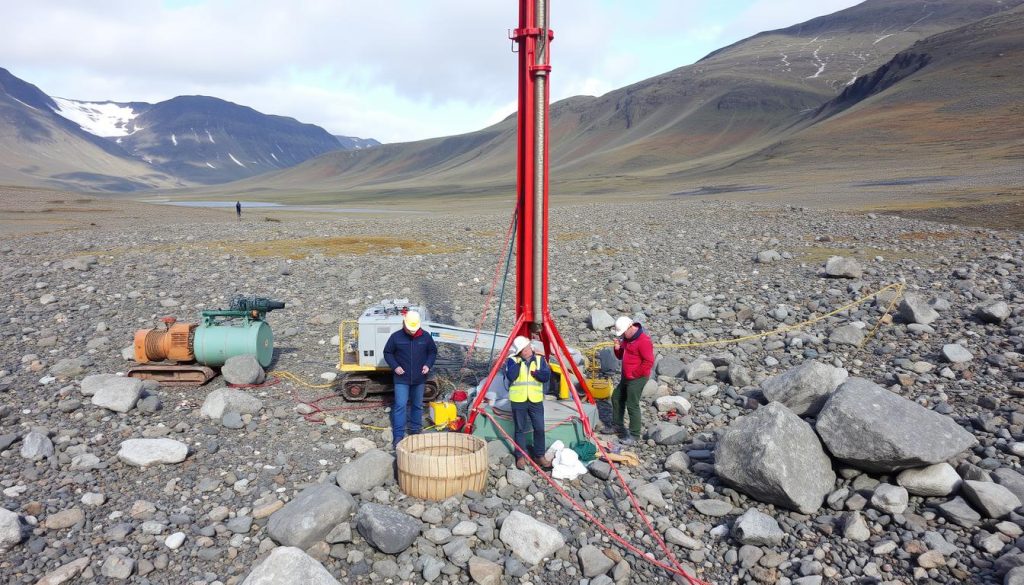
396, 432, 488, 501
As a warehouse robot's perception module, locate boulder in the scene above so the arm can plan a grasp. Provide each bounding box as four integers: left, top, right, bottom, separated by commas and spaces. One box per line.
20, 431, 54, 461
0, 508, 24, 549
222, 355, 266, 386
760, 360, 848, 416
655, 355, 686, 378
898, 294, 939, 325
732, 508, 785, 546
654, 395, 691, 415
355, 503, 423, 554
241, 546, 340, 585
829, 325, 865, 347
336, 449, 395, 494
499, 510, 565, 566
35, 556, 90, 585
267, 484, 356, 549
589, 309, 615, 331
468, 555, 503, 585
936, 496, 981, 528
91, 378, 144, 413
683, 359, 715, 381
647, 422, 688, 446
117, 438, 188, 466
962, 480, 1021, 519
578, 545, 614, 578
201, 388, 264, 419
976, 301, 1011, 324
755, 250, 782, 264
992, 468, 1024, 503
686, 303, 714, 321
815, 378, 977, 473
941, 344, 973, 364
896, 463, 961, 497
871, 484, 909, 515
81, 374, 135, 396
824, 256, 862, 279
714, 402, 836, 514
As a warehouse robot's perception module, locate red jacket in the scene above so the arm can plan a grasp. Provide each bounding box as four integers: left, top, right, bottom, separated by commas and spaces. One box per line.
614, 324, 654, 380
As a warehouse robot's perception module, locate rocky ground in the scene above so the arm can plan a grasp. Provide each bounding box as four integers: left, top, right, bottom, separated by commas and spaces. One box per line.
0, 191, 1022, 584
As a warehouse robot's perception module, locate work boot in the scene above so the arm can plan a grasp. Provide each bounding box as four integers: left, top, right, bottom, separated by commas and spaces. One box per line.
515, 456, 528, 470
533, 455, 553, 470
618, 433, 635, 446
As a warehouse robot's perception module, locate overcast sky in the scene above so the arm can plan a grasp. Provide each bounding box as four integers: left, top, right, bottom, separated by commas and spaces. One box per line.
3, 0, 862, 144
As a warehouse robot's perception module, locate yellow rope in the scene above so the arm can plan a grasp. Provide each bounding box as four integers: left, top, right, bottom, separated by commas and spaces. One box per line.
269, 370, 336, 389
585, 282, 906, 376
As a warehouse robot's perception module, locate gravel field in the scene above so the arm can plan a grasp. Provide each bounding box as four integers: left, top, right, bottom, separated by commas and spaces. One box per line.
0, 188, 1022, 584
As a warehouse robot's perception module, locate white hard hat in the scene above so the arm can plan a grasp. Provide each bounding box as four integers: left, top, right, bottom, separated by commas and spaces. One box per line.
510, 335, 531, 355
403, 310, 421, 332
613, 316, 633, 337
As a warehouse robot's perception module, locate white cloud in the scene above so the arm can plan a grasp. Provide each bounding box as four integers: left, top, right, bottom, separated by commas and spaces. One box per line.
1, 0, 866, 143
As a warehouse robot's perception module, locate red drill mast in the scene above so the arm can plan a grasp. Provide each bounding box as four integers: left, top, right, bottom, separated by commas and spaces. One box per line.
466, 0, 594, 432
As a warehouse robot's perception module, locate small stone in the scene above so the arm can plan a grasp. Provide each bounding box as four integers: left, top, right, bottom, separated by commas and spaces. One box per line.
942, 344, 973, 364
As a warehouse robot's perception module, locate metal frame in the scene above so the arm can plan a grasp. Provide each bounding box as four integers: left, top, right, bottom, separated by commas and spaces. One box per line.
466, 0, 595, 434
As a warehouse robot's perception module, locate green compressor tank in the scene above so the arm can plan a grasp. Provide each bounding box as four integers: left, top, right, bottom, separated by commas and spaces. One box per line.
192, 297, 284, 368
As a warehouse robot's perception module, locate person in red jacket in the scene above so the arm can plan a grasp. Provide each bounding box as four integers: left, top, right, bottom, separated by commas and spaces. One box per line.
611, 316, 654, 444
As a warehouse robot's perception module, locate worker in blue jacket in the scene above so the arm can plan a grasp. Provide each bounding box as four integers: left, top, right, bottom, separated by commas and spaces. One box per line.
383, 310, 437, 448
504, 336, 552, 470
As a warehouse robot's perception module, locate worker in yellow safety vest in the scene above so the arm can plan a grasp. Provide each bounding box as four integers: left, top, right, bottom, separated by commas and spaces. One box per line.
504, 335, 553, 470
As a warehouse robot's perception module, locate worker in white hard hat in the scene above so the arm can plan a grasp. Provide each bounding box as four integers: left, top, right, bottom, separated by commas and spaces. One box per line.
383, 310, 437, 448
504, 335, 553, 470
611, 316, 654, 445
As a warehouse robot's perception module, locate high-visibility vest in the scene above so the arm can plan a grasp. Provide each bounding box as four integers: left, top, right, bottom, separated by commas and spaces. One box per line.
509, 356, 544, 403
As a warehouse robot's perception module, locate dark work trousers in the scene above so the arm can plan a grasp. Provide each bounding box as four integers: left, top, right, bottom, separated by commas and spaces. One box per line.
511, 400, 546, 459
612, 376, 647, 436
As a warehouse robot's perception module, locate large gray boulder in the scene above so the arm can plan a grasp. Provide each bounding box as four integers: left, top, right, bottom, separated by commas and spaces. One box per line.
20, 431, 54, 461
962, 480, 1021, 519
355, 504, 423, 554
589, 309, 615, 331
81, 374, 136, 397
731, 508, 785, 546
760, 360, 848, 416
896, 463, 961, 497
222, 355, 266, 385
815, 378, 977, 473
336, 449, 395, 494
117, 438, 188, 466
267, 484, 356, 549
976, 301, 1011, 324
992, 468, 1024, 503
201, 388, 264, 419
499, 511, 565, 566
824, 256, 862, 279
241, 546, 340, 585
714, 402, 836, 514
898, 294, 939, 325
0, 508, 24, 550
91, 378, 144, 413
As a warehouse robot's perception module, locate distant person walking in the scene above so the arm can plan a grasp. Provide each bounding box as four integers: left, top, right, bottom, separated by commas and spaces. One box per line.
505, 336, 552, 470
383, 310, 437, 448
235, 201, 241, 220
611, 316, 654, 445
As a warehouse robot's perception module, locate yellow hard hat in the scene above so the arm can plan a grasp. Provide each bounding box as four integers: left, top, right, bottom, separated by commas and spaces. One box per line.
404, 310, 421, 332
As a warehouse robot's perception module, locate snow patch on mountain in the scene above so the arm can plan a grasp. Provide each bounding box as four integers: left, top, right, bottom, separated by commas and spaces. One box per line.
51, 97, 141, 137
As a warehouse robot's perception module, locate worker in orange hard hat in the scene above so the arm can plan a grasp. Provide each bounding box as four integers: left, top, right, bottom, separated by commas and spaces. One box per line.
383, 310, 437, 448
505, 335, 553, 470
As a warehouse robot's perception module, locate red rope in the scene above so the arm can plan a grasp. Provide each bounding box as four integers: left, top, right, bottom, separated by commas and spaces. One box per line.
476, 408, 710, 585
290, 390, 390, 424
459, 208, 518, 374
